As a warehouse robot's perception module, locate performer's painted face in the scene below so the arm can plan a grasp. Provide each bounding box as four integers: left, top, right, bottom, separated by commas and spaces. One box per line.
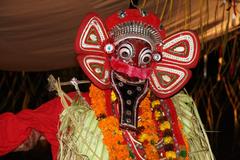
75, 11, 200, 129
115, 39, 152, 68
110, 39, 151, 130
76, 10, 200, 98
110, 39, 154, 80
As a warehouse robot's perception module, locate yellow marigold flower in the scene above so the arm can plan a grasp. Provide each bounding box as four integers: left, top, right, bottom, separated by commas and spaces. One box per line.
163, 136, 173, 144
154, 111, 161, 120
165, 151, 177, 159
151, 100, 160, 108
160, 121, 171, 131
139, 133, 149, 142
111, 91, 117, 102
114, 129, 122, 136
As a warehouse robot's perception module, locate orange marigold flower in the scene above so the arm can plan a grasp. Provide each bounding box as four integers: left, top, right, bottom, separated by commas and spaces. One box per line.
144, 143, 159, 160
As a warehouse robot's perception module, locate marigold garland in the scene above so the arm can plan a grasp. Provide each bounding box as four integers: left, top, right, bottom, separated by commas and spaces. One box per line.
89, 84, 188, 160
89, 84, 130, 160
89, 84, 107, 117
98, 116, 130, 160
151, 99, 178, 159
138, 92, 160, 160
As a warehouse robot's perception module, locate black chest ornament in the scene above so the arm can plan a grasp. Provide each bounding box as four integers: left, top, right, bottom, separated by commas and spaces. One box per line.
111, 71, 149, 130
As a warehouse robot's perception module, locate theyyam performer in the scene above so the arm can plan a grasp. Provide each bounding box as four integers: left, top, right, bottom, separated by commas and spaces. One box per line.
0, 9, 214, 160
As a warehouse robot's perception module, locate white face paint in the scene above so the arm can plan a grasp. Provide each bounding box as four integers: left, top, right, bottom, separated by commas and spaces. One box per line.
115, 38, 153, 67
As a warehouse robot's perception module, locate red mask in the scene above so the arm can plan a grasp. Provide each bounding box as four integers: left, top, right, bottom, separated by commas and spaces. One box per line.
110, 39, 153, 80
75, 9, 200, 98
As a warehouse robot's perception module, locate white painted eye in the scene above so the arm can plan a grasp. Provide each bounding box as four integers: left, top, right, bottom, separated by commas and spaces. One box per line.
118, 43, 133, 60
139, 48, 152, 65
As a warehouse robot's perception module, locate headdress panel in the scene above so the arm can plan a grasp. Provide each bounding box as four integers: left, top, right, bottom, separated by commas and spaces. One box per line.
75, 9, 200, 98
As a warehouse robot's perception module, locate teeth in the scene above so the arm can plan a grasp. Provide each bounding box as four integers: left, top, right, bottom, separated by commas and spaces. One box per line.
114, 72, 145, 84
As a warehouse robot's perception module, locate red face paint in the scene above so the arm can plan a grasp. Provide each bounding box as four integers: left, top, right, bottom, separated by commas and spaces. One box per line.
110, 39, 153, 79
110, 56, 153, 79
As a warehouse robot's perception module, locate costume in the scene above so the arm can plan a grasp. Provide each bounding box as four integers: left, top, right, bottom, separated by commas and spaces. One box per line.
0, 9, 214, 160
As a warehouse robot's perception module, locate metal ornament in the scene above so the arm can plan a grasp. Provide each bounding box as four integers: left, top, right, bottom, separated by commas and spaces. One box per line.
118, 10, 126, 18
153, 52, 162, 62
104, 43, 115, 54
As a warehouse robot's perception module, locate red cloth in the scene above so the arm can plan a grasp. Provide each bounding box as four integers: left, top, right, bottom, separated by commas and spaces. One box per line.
0, 92, 90, 160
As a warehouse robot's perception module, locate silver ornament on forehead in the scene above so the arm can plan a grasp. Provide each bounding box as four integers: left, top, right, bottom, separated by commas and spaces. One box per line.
109, 21, 162, 49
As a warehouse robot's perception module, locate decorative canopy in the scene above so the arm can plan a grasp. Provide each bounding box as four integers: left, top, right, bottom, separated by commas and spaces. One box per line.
0, 0, 239, 71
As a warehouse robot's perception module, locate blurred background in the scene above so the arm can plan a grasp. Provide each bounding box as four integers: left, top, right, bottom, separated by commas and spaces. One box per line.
0, 0, 239, 159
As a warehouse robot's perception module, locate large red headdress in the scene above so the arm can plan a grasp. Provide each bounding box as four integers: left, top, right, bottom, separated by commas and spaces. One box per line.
75, 9, 200, 98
